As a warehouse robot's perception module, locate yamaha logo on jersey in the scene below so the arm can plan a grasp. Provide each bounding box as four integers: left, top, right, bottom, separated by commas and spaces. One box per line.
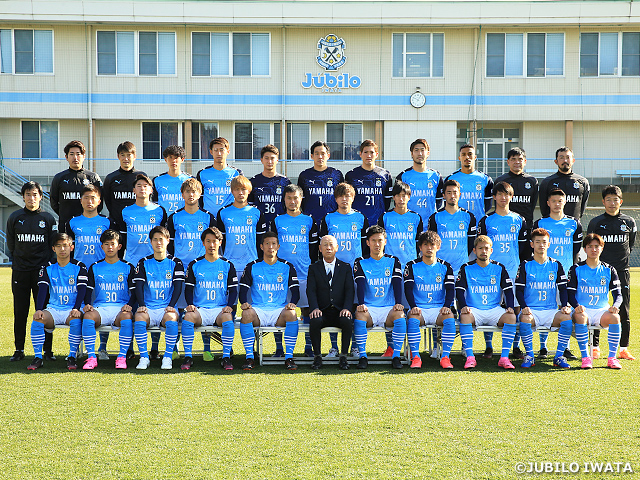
247, 218, 253, 225
150, 216, 156, 224
408, 224, 414, 232
573, 181, 580, 189
601, 277, 606, 286
218, 272, 224, 280
549, 272, 554, 281
301, 226, 307, 234
118, 274, 124, 282
436, 274, 442, 283
276, 186, 282, 195
198, 223, 204, 231
376, 179, 382, 187
352, 223, 358, 231
476, 183, 482, 191
226, 179, 232, 187
327, 179, 333, 187
165, 271, 172, 280
428, 181, 433, 189
525, 182, 531, 189
565, 229, 572, 237
490, 276, 496, 285
277, 274, 283, 283
69, 277, 75, 285
39, 221, 45, 229
459, 222, 465, 230
385, 268, 391, 277
510, 225, 516, 233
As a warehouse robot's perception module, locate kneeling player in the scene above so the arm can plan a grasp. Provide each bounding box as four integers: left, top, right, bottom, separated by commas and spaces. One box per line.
182, 227, 238, 371
239, 232, 299, 370
27, 233, 88, 371
133, 226, 185, 370
455, 235, 517, 370
404, 231, 455, 369
353, 226, 405, 369
82, 230, 136, 369
515, 228, 572, 369
568, 233, 623, 369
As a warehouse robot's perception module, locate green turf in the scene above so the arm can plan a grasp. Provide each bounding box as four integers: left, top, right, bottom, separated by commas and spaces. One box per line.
0, 267, 638, 480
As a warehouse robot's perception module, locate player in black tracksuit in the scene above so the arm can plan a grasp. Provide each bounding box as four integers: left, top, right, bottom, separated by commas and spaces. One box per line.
6, 181, 57, 361
587, 185, 637, 358
494, 147, 539, 230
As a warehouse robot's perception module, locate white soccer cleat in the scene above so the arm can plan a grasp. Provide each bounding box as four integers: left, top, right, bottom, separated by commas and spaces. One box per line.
136, 357, 151, 370
350, 347, 360, 359
430, 345, 441, 359
161, 356, 173, 370
325, 347, 339, 358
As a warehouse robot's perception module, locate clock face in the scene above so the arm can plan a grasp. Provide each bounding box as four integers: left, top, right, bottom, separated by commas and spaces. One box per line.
410, 92, 426, 108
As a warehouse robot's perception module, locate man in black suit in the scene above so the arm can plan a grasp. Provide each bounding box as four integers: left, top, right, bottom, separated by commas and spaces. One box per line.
307, 234, 354, 370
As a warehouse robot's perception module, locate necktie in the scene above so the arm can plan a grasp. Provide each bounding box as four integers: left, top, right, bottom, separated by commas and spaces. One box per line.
327, 269, 332, 285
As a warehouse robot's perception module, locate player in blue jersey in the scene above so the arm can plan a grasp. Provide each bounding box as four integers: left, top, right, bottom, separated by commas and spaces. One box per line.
515, 228, 572, 369
445, 144, 493, 221
82, 230, 136, 370
238, 232, 300, 371
27, 233, 88, 371
133, 226, 185, 370
271, 184, 319, 357
197, 137, 244, 216
404, 231, 455, 369
345, 139, 393, 227
353, 225, 405, 369
298, 141, 345, 226
427, 179, 476, 276
455, 235, 517, 370
182, 227, 238, 371
249, 144, 291, 225
396, 138, 443, 224
532, 188, 583, 360
153, 145, 192, 216
568, 233, 623, 370
67, 185, 115, 270
217, 175, 268, 279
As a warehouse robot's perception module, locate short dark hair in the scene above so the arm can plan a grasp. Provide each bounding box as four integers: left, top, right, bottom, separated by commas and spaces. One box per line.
283, 184, 303, 197
53, 232, 72, 245
81, 184, 101, 198
117, 141, 136, 155
507, 147, 526, 159
548, 188, 566, 198
555, 146, 573, 159
459, 143, 475, 153
100, 229, 121, 244
602, 185, 622, 200
134, 173, 153, 188
410, 138, 430, 152
583, 233, 604, 248
443, 179, 460, 192
359, 139, 378, 153
492, 181, 514, 197
149, 225, 170, 240
163, 145, 185, 159
310, 141, 329, 155
418, 230, 441, 247
260, 144, 279, 158
209, 137, 230, 150
366, 225, 386, 240
530, 228, 550, 241
64, 140, 86, 156
392, 180, 411, 197
21, 181, 43, 197
201, 226, 222, 243
262, 231, 279, 244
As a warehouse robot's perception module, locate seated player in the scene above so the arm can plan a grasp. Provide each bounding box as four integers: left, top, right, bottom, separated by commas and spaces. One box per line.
238, 232, 300, 371
455, 235, 517, 370
133, 226, 184, 370
27, 233, 88, 371
567, 233, 623, 369
82, 230, 136, 370
353, 225, 405, 370
182, 227, 238, 371
404, 231, 455, 369
515, 228, 572, 369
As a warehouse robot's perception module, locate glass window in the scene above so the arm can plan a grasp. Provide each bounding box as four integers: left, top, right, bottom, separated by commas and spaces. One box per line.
139, 32, 157, 76
0, 29, 13, 73
195, 32, 267, 76
486, 33, 505, 77
286, 123, 310, 160
488, 32, 563, 77
235, 123, 277, 160
600, 32, 618, 75
21, 120, 58, 159
392, 33, 443, 78
142, 122, 178, 160
580, 33, 599, 76
14, 29, 34, 74
98, 31, 174, 76
622, 32, 640, 76
327, 123, 362, 161
0, 29, 52, 74
192, 122, 219, 160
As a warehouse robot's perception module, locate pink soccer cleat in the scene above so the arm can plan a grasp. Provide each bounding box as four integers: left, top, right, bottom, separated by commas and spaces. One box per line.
497, 357, 515, 370
440, 356, 454, 369
464, 355, 477, 369
115, 356, 127, 369
581, 357, 593, 369
83, 357, 98, 370
607, 357, 622, 369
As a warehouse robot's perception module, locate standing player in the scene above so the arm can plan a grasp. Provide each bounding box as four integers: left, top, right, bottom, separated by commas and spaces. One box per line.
133, 226, 184, 370
249, 144, 291, 226
455, 236, 517, 370
539, 147, 590, 220
494, 147, 538, 230
445, 144, 493, 222
50, 140, 102, 232
404, 231, 455, 369
82, 230, 136, 370
352, 226, 405, 369
153, 145, 192, 216
515, 228, 572, 369
238, 232, 300, 370
27, 233, 88, 371
182, 227, 238, 371
396, 138, 443, 225
345, 139, 393, 227
568, 234, 623, 369
7, 181, 57, 362
587, 185, 636, 361
197, 137, 244, 217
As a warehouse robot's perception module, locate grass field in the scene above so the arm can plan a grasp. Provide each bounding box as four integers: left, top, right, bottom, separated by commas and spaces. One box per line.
0, 268, 638, 480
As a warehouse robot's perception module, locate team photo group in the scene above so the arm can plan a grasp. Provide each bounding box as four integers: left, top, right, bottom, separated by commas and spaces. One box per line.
6, 136, 636, 373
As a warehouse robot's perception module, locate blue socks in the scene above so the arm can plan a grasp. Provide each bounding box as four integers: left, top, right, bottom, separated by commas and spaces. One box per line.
484, 331, 493, 349
134, 321, 149, 358
31, 321, 45, 358
519, 322, 534, 357
555, 320, 573, 358
274, 332, 284, 353
68, 318, 82, 358
459, 323, 474, 357
181, 320, 195, 357
392, 318, 407, 358
539, 332, 549, 349
202, 332, 211, 352
164, 321, 179, 359
575, 323, 589, 358
441, 318, 456, 358
150, 331, 160, 352
99, 332, 109, 351
407, 317, 421, 358
221, 320, 234, 357
353, 319, 368, 358
608, 323, 621, 358
512, 330, 521, 350
82, 319, 97, 358
240, 322, 255, 359
330, 332, 339, 350
284, 321, 299, 359
118, 319, 133, 358
385, 331, 394, 348
500, 323, 517, 358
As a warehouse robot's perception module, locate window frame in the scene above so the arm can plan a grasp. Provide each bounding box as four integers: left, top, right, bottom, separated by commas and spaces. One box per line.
580, 32, 640, 77
325, 123, 363, 162
286, 123, 311, 160
0, 28, 54, 75
485, 32, 565, 78
392, 32, 444, 78
191, 121, 220, 161
233, 122, 279, 160
191, 31, 271, 77
140, 121, 182, 161
20, 119, 59, 160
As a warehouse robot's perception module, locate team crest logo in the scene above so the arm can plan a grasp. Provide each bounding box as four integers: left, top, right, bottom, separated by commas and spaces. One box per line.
459, 222, 465, 230
573, 181, 580, 189
96, 227, 103, 235
376, 179, 382, 187
150, 216, 156, 224
69, 277, 75, 285
327, 179, 333, 187
352, 223, 358, 231
83, 179, 90, 186
225, 178, 232, 187
385, 268, 391, 277
198, 223, 204, 231
490, 276, 496, 285
549, 272, 554, 281
621, 224, 627, 232
118, 274, 124, 282
276, 186, 282, 195
525, 182, 531, 189
476, 183, 482, 191
39, 221, 45, 229
565, 229, 572, 237
510, 225, 516, 233
428, 181, 434, 189
218, 272, 224, 280
436, 274, 442, 283
408, 224, 414, 232
247, 218, 253, 225
166, 271, 172, 280
277, 273, 283, 283
316, 34, 347, 71
601, 277, 606, 286
301, 226, 307, 234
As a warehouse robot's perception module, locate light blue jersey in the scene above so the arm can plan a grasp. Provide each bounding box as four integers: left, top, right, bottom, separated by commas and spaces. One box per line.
271, 213, 318, 281
185, 256, 237, 308
121, 202, 167, 265
353, 254, 402, 308
86, 259, 135, 308
533, 216, 583, 275
378, 210, 423, 269
134, 254, 184, 310
403, 258, 455, 308
396, 167, 443, 224
197, 165, 243, 216
319, 210, 368, 267
478, 211, 528, 279
216, 204, 267, 275
153, 172, 192, 215
445, 169, 493, 221
240, 259, 298, 309
38, 259, 88, 310
427, 208, 476, 275
515, 257, 566, 310
167, 208, 216, 266
568, 261, 622, 310
456, 260, 512, 310
67, 214, 114, 267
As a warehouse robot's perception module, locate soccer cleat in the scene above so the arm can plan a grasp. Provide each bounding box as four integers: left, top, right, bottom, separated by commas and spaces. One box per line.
607, 357, 622, 369
325, 347, 339, 358
44, 352, 56, 362
10, 350, 25, 362
161, 356, 173, 370
464, 356, 477, 369
338, 356, 349, 370
498, 357, 515, 370
172, 349, 180, 360
482, 347, 493, 359
285, 358, 298, 371
430, 345, 440, 359
181, 357, 194, 371
564, 348, 578, 360
617, 349, 636, 360
202, 351, 215, 362
115, 356, 127, 369
510, 347, 525, 360
591, 346, 601, 359
521, 355, 535, 368
136, 357, 151, 370
381, 346, 394, 358
537, 347, 548, 359
350, 347, 361, 359
27, 357, 43, 371
311, 355, 323, 370
242, 358, 255, 371
149, 349, 159, 361
357, 357, 368, 369
440, 356, 454, 369
553, 356, 571, 369
67, 356, 77, 371
97, 350, 109, 361
410, 355, 422, 369
221, 357, 233, 371
581, 357, 593, 369
392, 357, 403, 369
83, 357, 98, 370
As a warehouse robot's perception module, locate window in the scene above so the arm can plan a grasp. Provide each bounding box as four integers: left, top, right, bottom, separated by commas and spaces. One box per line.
21, 121, 58, 159
581, 32, 640, 77
235, 123, 278, 160
392, 33, 443, 77
0, 29, 53, 74
286, 123, 310, 160
326, 123, 362, 161
97, 31, 175, 76
142, 122, 179, 160
486, 33, 564, 77
192, 32, 269, 76
191, 122, 219, 160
